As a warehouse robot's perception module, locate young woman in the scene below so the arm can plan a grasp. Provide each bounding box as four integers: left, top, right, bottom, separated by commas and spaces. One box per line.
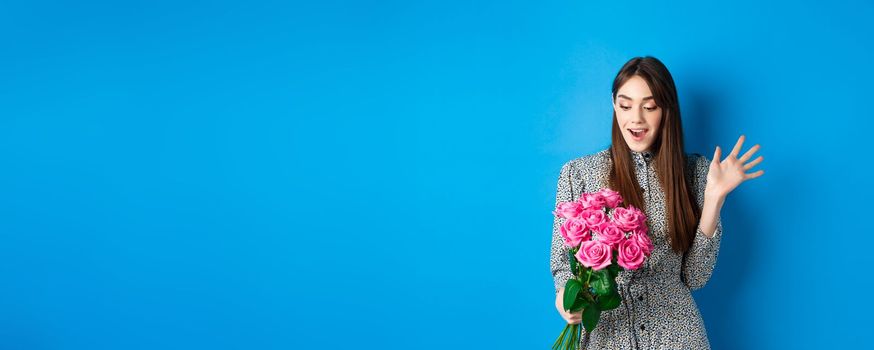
549, 56, 764, 349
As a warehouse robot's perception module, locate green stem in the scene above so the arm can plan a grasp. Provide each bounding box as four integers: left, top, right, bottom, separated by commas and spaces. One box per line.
576, 324, 583, 349
577, 327, 589, 345
553, 324, 570, 350
582, 268, 595, 304
570, 324, 578, 349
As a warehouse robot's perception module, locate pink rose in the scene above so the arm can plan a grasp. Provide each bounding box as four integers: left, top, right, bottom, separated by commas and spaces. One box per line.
631, 227, 654, 256
595, 222, 624, 249
617, 238, 645, 270
579, 209, 607, 230
575, 240, 613, 271
629, 206, 648, 227
611, 206, 641, 231
553, 201, 584, 220
560, 218, 591, 247
578, 192, 607, 211
634, 220, 649, 234
598, 188, 624, 208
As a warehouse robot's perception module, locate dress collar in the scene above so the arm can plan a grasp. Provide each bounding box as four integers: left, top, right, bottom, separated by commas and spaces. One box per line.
629, 149, 654, 166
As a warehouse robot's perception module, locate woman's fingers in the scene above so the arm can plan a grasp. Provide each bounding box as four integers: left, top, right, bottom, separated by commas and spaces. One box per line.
729, 134, 746, 159
565, 314, 581, 324
743, 155, 764, 170
744, 169, 765, 180
739, 143, 760, 163
563, 309, 583, 323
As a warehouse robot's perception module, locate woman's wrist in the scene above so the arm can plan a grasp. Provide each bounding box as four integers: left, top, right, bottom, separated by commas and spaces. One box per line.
699, 194, 725, 238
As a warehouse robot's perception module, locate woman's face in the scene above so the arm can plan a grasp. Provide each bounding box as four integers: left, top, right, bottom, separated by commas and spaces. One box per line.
613, 75, 663, 153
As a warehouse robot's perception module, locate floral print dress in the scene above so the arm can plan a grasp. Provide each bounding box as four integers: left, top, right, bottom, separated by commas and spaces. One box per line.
550, 147, 723, 349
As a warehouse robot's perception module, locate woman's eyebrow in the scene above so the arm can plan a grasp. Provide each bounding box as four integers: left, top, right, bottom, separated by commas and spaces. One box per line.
618, 94, 654, 101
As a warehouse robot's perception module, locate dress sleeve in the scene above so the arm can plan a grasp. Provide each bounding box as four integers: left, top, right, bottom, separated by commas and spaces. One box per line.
550, 161, 578, 294
681, 154, 724, 291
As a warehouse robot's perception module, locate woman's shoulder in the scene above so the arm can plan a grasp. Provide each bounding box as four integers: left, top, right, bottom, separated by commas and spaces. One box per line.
563, 147, 611, 171
561, 148, 709, 174
684, 151, 710, 174
566, 148, 610, 167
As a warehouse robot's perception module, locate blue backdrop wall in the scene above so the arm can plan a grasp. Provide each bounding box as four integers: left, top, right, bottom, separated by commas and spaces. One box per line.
1, 0, 871, 349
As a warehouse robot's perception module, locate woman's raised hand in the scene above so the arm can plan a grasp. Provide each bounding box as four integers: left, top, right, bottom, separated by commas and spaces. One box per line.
706, 134, 765, 198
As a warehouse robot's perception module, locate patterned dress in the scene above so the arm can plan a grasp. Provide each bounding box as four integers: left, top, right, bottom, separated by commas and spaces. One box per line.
550, 147, 723, 349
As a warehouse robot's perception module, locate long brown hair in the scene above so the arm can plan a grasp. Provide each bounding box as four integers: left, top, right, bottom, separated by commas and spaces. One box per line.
606, 56, 699, 255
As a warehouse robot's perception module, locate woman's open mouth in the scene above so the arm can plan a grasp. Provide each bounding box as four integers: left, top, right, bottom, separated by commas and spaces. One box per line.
628, 128, 648, 141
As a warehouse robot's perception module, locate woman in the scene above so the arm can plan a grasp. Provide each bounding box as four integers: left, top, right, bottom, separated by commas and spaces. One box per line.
549, 56, 764, 349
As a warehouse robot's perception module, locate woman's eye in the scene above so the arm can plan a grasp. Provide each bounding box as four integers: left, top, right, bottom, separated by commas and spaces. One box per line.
619, 105, 657, 111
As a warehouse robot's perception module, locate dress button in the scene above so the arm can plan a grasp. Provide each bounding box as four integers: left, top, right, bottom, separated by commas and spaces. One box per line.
640, 324, 646, 331
638, 295, 643, 301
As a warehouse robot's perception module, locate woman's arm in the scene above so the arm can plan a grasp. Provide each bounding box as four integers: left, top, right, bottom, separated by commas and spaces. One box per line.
550, 161, 576, 294
699, 192, 725, 238
551, 160, 587, 323
683, 135, 766, 291
681, 155, 725, 291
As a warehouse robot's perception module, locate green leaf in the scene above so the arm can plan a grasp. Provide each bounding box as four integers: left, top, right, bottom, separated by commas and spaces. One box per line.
590, 269, 613, 295
582, 304, 601, 332
596, 291, 622, 310
569, 295, 590, 312
563, 279, 582, 311
568, 251, 579, 275
607, 259, 620, 278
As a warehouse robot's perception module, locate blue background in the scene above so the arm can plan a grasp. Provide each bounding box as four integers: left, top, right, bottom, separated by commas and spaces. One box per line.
1, 0, 870, 349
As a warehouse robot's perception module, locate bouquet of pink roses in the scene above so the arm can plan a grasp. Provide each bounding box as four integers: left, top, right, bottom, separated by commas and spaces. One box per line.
551, 188, 654, 350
